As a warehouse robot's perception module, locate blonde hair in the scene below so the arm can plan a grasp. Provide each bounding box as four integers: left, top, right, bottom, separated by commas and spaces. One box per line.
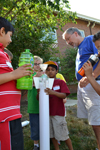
4, 48, 13, 59
34, 55, 43, 63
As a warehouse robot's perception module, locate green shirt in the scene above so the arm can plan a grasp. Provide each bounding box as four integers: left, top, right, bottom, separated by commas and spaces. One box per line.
27, 72, 39, 114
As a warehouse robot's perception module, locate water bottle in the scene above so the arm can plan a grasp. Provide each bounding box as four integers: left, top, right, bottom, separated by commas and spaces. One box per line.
78, 54, 99, 77
17, 49, 34, 90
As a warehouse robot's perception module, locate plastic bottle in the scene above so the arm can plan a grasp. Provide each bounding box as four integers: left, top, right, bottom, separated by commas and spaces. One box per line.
78, 54, 99, 77
16, 49, 34, 90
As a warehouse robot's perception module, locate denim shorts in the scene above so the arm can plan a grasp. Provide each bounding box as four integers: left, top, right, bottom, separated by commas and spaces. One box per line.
29, 114, 39, 140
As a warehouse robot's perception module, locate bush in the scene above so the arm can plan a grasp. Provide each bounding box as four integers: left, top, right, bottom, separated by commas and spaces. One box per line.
60, 47, 78, 83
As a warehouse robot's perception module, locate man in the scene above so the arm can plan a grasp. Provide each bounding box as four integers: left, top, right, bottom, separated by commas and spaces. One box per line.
62, 27, 100, 150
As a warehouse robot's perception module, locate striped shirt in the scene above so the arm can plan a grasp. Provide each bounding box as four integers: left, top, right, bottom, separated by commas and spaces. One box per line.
0, 43, 21, 122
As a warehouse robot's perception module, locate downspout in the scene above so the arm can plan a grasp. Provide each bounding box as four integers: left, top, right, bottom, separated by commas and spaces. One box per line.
87, 21, 92, 35
90, 22, 95, 35
89, 25, 92, 35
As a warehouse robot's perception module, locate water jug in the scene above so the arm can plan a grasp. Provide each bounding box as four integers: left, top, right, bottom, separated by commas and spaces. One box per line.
17, 49, 34, 90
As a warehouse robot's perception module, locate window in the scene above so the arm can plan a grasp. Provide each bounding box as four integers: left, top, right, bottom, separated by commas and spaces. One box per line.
79, 29, 85, 38
40, 29, 58, 43
49, 29, 58, 43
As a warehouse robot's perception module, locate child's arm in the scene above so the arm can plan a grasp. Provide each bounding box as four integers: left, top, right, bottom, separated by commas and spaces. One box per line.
45, 88, 66, 99
83, 61, 100, 95
0, 64, 32, 85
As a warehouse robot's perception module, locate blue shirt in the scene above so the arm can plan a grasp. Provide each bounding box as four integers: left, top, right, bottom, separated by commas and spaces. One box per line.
75, 35, 99, 81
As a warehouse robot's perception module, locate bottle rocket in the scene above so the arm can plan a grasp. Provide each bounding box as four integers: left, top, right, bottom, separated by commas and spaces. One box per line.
78, 53, 99, 77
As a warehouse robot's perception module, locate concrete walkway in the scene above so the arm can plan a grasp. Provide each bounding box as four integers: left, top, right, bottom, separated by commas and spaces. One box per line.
65, 99, 77, 107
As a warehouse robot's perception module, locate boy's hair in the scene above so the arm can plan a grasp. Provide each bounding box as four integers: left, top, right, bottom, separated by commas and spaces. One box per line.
93, 31, 100, 42
48, 64, 57, 70
4, 48, 13, 59
44, 61, 58, 70
34, 55, 43, 63
0, 17, 14, 34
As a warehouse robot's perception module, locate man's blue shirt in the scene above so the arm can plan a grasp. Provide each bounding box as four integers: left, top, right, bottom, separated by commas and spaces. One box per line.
75, 35, 99, 81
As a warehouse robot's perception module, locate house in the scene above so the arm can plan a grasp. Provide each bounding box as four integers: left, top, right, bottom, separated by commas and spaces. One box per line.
54, 13, 100, 93
55, 13, 100, 54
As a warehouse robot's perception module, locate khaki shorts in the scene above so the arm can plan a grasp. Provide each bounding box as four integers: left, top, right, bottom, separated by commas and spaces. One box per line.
77, 81, 100, 125
50, 116, 69, 141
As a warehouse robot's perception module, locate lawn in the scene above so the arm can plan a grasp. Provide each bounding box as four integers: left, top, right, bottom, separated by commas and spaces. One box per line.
21, 97, 97, 150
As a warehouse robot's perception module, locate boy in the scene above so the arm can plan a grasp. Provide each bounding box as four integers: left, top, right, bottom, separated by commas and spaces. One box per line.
44, 61, 73, 150
27, 56, 44, 150
82, 31, 100, 96
4, 48, 13, 61
0, 17, 32, 150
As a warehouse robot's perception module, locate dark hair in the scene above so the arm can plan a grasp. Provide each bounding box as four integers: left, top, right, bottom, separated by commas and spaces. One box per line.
47, 64, 57, 70
0, 17, 14, 34
93, 31, 100, 42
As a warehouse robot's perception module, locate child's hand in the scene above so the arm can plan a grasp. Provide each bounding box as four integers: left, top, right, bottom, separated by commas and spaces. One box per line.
12, 64, 33, 80
82, 61, 93, 77
35, 71, 44, 77
45, 88, 54, 95
63, 98, 67, 103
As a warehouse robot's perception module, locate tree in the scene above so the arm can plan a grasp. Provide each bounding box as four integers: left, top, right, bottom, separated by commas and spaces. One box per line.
60, 47, 78, 83
0, 0, 77, 68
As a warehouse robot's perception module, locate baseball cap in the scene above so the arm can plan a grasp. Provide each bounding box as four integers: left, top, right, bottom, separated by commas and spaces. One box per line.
44, 61, 58, 70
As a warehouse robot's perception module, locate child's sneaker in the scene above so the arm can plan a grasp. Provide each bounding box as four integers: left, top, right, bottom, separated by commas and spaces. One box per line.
33, 146, 39, 150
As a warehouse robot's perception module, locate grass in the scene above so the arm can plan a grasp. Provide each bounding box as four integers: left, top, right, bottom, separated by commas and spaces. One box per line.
67, 93, 77, 100
21, 95, 97, 150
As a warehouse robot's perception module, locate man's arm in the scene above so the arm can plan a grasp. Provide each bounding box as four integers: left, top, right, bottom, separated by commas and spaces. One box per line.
0, 64, 32, 85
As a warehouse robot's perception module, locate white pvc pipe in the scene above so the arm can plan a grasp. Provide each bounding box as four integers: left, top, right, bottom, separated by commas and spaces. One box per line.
39, 82, 50, 150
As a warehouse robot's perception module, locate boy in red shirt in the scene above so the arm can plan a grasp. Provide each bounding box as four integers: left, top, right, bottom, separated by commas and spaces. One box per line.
0, 17, 32, 150
44, 61, 73, 150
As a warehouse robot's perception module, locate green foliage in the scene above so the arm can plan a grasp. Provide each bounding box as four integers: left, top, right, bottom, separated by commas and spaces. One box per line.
0, 0, 77, 69
60, 47, 78, 83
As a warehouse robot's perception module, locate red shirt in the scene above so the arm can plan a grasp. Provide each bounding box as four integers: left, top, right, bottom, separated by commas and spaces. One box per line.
0, 43, 21, 122
49, 79, 70, 116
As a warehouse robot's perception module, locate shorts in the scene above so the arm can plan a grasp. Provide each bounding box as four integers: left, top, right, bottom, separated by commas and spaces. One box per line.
0, 118, 24, 150
77, 81, 100, 125
29, 113, 39, 140
50, 116, 69, 141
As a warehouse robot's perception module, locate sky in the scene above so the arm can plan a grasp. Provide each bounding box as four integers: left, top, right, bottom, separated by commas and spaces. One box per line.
68, 0, 100, 20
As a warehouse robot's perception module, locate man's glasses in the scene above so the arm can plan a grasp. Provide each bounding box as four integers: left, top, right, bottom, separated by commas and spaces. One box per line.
34, 63, 41, 66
